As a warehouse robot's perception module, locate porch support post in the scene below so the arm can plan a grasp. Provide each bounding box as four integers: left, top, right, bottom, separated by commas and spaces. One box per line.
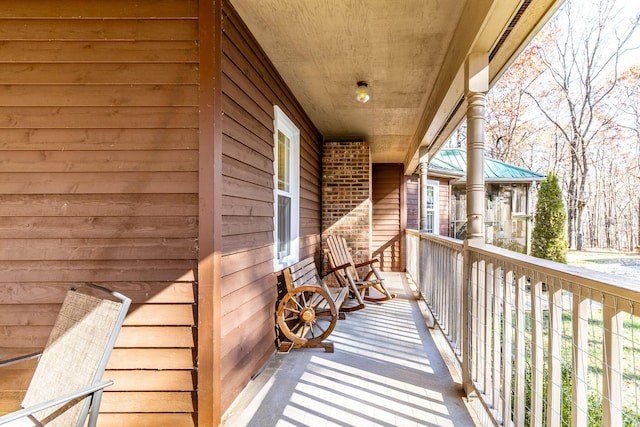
419, 146, 430, 230
464, 52, 488, 239
462, 52, 488, 397
198, 0, 223, 424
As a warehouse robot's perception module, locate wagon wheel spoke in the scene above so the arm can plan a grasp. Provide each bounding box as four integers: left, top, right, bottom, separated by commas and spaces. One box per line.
291, 296, 305, 311
283, 309, 300, 322
296, 324, 308, 339
299, 291, 309, 308
310, 315, 332, 336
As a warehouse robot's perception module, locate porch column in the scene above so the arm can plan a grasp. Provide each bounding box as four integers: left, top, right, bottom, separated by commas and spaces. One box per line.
419, 147, 429, 230
465, 52, 488, 239
462, 52, 489, 398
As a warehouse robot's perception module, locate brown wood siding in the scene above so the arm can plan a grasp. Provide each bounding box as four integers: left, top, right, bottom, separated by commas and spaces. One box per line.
372, 164, 403, 272
405, 174, 420, 230
0, 1, 199, 426
439, 179, 451, 237
220, 1, 323, 415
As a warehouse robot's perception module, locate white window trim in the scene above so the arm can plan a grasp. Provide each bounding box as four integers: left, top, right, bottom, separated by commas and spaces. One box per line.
273, 106, 300, 271
426, 180, 440, 234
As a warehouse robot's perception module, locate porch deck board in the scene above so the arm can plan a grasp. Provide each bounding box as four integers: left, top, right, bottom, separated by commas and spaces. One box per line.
221, 272, 478, 427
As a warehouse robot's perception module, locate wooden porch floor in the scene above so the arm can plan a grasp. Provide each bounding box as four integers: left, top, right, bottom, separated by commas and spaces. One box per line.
221, 272, 479, 426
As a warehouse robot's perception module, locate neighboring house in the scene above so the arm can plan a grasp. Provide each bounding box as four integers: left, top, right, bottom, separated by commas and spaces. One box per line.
426, 148, 545, 254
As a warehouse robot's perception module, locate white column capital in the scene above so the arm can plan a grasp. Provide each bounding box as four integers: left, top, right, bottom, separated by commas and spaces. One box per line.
465, 52, 489, 94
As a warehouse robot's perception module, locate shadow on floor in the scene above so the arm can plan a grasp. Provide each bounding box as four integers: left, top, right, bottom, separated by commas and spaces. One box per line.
221, 273, 478, 427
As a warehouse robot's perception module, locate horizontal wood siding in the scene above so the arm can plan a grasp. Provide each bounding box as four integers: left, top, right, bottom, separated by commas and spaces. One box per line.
405, 175, 420, 230
0, 1, 199, 426
372, 164, 403, 271
220, 1, 323, 414
439, 179, 451, 237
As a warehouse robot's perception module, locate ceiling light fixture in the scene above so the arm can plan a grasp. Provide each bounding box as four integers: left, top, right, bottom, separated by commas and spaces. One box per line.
356, 81, 370, 103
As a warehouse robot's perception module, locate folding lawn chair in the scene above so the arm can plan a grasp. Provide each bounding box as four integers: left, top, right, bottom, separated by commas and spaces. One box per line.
0, 284, 131, 427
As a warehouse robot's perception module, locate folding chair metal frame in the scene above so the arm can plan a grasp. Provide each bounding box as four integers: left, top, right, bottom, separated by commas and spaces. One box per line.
0, 283, 131, 427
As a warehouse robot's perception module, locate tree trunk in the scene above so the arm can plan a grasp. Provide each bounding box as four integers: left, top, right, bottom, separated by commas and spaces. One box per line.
567, 147, 579, 249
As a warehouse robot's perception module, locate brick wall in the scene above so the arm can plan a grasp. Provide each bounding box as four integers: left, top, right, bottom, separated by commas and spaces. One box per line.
322, 140, 371, 273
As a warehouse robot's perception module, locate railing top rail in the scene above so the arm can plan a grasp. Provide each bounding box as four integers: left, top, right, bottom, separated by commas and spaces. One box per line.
466, 239, 640, 304
406, 229, 464, 251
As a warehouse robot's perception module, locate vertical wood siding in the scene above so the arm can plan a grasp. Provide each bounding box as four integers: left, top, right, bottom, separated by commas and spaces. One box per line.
220, 2, 322, 414
372, 164, 403, 271
0, 1, 199, 426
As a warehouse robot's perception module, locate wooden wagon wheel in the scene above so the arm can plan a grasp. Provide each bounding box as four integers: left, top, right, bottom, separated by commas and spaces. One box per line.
277, 285, 337, 348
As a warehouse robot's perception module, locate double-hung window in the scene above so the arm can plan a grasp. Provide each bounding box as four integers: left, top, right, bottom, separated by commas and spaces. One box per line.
273, 106, 300, 270
424, 180, 439, 234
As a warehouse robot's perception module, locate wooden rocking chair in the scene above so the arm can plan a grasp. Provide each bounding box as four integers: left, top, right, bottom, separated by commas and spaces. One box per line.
325, 235, 395, 309
0, 284, 131, 427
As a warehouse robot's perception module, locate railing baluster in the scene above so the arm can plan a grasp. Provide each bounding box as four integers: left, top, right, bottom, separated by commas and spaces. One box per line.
456, 249, 463, 357
513, 268, 526, 427
478, 257, 488, 396
440, 246, 447, 333
462, 240, 473, 394
471, 250, 479, 386
531, 274, 544, 427
602, 295, 623, 427
572, 286, 589, 425
547, 280, 563, 427
501, 265, 514, 425
487, 262, 502, 422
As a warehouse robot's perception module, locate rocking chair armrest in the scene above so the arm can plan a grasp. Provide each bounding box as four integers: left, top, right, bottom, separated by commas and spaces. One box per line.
0, 380, 114, 425
328, 262, 352, 271
0, 351, 42, 368
354, 258, 380, 268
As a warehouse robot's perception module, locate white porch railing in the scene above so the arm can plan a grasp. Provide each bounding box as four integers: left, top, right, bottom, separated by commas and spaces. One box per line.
406, 229, 640, 427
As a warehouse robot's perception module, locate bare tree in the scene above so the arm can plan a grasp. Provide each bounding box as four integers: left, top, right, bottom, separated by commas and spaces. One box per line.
612, 66, 640, 250
486, 52, 547, 169
522, 0, 639, 249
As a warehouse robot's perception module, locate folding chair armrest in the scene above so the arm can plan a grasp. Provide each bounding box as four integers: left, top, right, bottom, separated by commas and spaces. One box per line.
0, 351, 42, 368
0, 380, 114, 425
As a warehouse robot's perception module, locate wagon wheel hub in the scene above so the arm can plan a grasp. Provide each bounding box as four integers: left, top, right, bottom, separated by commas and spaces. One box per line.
300, 307, 315, 323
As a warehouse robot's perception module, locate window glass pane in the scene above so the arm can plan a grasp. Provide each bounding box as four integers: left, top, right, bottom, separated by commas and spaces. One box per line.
278, 195, 291, 258
512, 187, 526, 214
426, 212, 434, 233
426, 187, 434, 209
277, 131, 290, 192
452, 191, 466, 220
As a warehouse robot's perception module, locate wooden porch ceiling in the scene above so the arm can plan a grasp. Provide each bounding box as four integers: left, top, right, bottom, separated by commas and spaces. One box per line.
229, 0, 564, 172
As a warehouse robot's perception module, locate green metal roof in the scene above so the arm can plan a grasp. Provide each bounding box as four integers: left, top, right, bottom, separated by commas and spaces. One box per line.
429, 148, 545, 182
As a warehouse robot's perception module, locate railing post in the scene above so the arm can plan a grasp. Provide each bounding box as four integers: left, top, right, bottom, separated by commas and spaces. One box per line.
419, 152, 430, 231
462, 238, 483, 397
461, 51, 488, 400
